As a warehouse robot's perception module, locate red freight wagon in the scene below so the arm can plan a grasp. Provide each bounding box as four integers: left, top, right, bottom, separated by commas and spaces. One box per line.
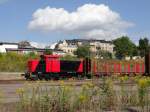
91, 59, 145, 77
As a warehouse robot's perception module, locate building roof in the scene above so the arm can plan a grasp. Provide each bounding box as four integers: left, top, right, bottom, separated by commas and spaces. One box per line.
6, 47, 64, 52
0, 42, 18, 45
65, 39, 113, 44
6, 48, 51, 51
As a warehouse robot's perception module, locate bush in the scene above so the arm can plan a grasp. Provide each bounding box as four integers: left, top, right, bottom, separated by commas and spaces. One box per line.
0, 53, 39, 72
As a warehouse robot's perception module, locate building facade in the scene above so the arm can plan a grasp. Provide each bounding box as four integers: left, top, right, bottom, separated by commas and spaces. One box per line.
0, 41, 66, 56
0, 42, 18, 53
56, 40, 77, 55
56, 39, 114, 56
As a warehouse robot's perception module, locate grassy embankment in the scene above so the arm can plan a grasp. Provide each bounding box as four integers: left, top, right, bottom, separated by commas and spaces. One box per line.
0, 52, 39, 72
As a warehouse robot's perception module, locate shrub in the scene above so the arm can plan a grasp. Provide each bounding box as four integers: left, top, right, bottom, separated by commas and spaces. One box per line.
0, 53, 39, 72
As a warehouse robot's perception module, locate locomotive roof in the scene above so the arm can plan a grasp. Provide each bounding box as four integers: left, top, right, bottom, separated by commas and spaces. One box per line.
43, 55, 61, 58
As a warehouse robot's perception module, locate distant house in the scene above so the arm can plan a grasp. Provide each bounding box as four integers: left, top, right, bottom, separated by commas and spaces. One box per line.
56, 40, 77, 55
0, 42, 18, 53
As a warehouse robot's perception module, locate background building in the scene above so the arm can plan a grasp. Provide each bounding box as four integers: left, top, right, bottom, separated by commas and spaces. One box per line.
55, 39, 114, 56
0, 42, 18, 53
0, 41, 66, 56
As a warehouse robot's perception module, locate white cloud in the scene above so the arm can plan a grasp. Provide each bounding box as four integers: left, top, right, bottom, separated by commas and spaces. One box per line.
28, 4, 134, 40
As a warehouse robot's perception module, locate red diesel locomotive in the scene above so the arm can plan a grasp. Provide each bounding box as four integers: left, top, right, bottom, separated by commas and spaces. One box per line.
24, 53, 150, 80
24, 55, 91, 80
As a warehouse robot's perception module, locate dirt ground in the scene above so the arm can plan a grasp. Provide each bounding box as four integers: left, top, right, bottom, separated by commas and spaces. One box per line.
0, 73, 140, 112
0, 78, 93, 103
0, 72, 137, 103
0, 72, 23, 80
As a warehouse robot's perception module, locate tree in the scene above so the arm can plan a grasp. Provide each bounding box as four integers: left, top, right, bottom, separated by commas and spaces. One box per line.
113, 36, 137, 59
138, 38, 149, 57
44, 49, 52, 55
28, 52, 38, 59
97, 50, 112, 59
74, 45, 90, 58
61, 54, 77, 60
132, 45, 138, 56
19, 41, 31, 48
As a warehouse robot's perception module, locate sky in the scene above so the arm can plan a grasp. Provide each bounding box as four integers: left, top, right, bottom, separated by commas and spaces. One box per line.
0, 0, 150, 45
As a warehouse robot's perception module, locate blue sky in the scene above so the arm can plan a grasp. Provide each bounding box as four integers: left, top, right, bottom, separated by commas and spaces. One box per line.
0, 0, 150, 45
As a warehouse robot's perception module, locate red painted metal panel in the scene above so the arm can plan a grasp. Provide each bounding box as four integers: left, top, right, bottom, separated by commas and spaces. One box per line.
46, 60, 51, 72
28, 60, 39, 72
44, 55, 60, 61
46, 60, 60, 72
51, 60, 60, 72
114, 63, 117, 73
77, 61, 83, 72
128, 64, 130, 73
133, 64, 136, 73
136, 63, 140, 73
116, 64, 118, 73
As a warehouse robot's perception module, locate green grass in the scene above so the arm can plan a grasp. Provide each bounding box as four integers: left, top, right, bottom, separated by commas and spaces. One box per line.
0, 52, 39, 72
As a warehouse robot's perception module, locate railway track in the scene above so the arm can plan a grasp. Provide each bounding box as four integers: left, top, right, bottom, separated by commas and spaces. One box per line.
0, 78, 138, 104
0, 79, 137, 87
0, 79, 93, 85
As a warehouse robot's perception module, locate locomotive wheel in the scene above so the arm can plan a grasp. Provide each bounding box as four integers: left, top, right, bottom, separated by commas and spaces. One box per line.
32, 76, 38, 81
38, 74, 43, 80
24, 74, 31, 80
54, 74, 59, 80
44, 74, 51, 81
29, 73, 38, 81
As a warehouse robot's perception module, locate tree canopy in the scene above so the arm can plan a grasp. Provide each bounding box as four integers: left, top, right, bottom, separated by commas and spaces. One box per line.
97, 50, 112, 59
74, 45, 90, 58
138, 37, 149, 57
18, 40, 31, 48
44, 49, 52, 55
113, 36, 137, 59
61, 54, 77, 60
